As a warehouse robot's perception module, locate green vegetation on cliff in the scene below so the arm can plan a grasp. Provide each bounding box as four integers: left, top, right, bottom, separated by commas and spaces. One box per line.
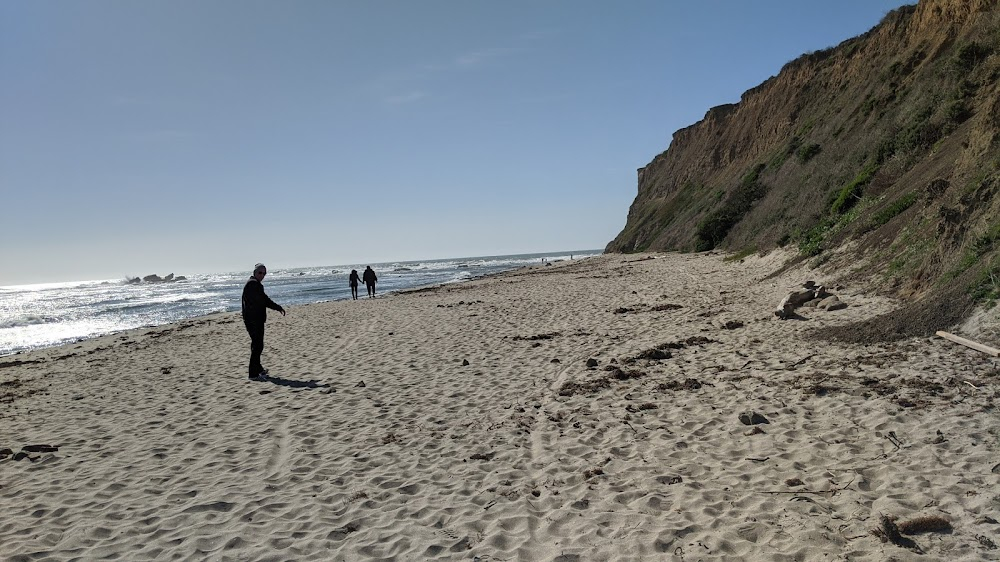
607, 0, 1000, 320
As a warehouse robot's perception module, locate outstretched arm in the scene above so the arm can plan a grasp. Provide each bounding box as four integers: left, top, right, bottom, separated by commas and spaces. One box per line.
263, 292, 285, 315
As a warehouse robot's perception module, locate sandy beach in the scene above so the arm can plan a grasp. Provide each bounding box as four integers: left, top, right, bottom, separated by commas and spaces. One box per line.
2, 251, 998, 561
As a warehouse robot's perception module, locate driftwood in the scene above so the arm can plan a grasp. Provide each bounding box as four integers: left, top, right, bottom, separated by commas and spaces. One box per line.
935, 331, 1000, 357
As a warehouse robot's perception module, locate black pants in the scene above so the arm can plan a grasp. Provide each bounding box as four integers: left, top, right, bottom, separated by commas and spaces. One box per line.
366, 282, 375, 297
350, 283, 359, 300
245, 322, 265, 377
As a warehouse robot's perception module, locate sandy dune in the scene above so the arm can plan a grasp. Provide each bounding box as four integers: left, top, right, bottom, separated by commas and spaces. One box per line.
2, 251, 998, 561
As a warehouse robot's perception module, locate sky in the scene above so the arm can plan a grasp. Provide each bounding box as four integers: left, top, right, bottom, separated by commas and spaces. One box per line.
0, 0, 914, 286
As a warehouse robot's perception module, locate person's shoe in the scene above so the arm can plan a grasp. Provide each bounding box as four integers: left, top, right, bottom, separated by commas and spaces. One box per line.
249, 372, 269, 382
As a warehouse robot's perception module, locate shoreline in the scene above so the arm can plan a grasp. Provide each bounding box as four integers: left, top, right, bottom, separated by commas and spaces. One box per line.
0, 258, 584, 360
2, 251, 998, 560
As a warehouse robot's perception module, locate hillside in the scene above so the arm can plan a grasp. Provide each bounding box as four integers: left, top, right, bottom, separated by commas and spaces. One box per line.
607, 0, 1000, 339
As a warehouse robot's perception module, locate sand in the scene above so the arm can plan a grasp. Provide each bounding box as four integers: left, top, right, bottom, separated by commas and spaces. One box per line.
1, 251, 998, 561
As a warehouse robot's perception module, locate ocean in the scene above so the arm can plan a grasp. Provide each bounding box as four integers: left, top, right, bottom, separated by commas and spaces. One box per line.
0, 250, 600, 358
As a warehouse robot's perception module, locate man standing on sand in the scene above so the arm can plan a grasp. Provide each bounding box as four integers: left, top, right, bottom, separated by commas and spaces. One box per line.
348, 269, 361, 300
363, 265, 378, 298
241, 263, 286, 381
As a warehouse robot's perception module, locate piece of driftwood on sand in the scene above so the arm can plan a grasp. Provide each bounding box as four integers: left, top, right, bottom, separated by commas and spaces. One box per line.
935, 330, 1000, 357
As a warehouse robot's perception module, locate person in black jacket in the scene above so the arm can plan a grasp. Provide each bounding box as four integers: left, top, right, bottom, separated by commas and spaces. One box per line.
348, 269, 361, 300
363, 266, 378, 298
241, 263, 285, 381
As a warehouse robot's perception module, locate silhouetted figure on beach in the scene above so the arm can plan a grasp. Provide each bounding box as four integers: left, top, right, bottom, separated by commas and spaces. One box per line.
363, 266, 378, 298
348, 269, 361, 300
241, 263, 285, 381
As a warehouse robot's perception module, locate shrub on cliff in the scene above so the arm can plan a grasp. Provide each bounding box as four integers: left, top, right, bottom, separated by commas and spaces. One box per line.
797, 143, 822, 163
831, 162, 879, 215
695, 164, 767, 251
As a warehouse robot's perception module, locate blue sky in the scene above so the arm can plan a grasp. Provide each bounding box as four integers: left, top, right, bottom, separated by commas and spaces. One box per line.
1, 0, 912, 285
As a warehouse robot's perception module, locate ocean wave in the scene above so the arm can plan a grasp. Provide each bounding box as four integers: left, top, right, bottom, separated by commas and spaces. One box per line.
299, 286, 337, 294
0, 314, 59, 329
1, 250, 602, 356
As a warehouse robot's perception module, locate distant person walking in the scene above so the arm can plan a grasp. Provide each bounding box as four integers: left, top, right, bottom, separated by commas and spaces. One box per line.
241, 263, 285, 381
363, 266, 378, 298
348, 269, 361, 300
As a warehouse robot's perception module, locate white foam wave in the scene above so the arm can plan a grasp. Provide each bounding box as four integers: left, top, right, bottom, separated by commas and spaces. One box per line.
0, 314, 57, 329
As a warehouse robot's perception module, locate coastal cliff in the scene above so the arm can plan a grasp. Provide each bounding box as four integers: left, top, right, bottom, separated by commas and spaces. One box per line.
608, 0, 1000, 322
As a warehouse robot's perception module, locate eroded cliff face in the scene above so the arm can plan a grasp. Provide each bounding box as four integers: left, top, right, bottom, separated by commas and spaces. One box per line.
608, 0, 1000, 304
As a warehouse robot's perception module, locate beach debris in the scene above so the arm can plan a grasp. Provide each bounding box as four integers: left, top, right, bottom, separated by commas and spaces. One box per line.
816, 295, 847, 311
513, 332, 560, 341
785, 478, 805, 487
22, 444, 58, 453
327, 523, 359, 541
738, 411, 769, 425
657, 378, 703, 392
897, 515, 953, 535
655, 475, 684, 485
550, 358, 560, 363
884, 431, 903, 449
977, 535, 998, 550
936, 330, 1000, 357
469, 451, 496, 461
804, 381, 834, 396
558, 367, 646, 396
355, 380, 366, 388
684, 336, 716, 346
607, 367, 644, 380
586, 358, 599, 368
624, 339, 714, 364
0, 359, 43, 369
723, 320, 744, 330
611, 302, 684, 314
775, 281, 846, 318
462, 359, 470, 366
625, 402, 657, 413
583, 467, 604, 479
785, 354, 814, 370
635, 348, 672, 361
871, 513, 950, 553
744, 426, 765, 436
2, 444, 58, 462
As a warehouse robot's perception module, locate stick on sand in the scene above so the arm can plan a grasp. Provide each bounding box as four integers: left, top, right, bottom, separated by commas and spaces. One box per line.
935, 330, 1000, 357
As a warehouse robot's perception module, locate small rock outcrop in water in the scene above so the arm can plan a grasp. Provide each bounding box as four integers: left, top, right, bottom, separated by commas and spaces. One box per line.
127, 273, 187, 284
